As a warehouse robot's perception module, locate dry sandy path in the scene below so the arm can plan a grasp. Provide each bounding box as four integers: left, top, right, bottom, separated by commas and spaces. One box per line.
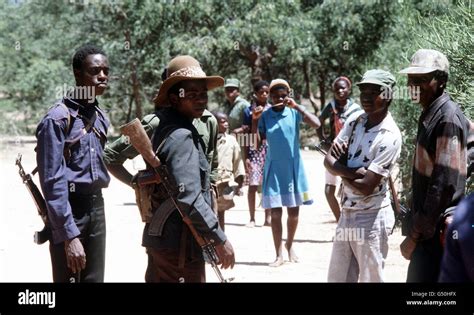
0, 139, 408, 282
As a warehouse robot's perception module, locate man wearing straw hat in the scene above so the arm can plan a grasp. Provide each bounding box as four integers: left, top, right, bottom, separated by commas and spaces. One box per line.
104, 69, 220, 191
142, 55, 235, 282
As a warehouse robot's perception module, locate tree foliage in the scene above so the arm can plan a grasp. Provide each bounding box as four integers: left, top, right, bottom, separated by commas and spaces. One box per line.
0, 0, 472, 193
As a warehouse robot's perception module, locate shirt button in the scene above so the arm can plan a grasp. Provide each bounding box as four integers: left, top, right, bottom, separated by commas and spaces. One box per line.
91, 148, 95, 152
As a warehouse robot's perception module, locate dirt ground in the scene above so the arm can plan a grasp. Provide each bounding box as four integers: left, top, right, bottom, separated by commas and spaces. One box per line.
0, 137, 409, 282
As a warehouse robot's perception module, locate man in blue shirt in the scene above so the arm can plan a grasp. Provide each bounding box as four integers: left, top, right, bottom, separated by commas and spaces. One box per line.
35, 44, 110, 282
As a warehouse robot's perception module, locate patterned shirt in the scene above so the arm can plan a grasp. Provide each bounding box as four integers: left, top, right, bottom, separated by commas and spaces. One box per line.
410, 93, 469, 241
336, 111, 402, 211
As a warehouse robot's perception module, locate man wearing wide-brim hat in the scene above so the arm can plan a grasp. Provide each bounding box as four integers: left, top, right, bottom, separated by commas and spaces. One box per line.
142, 55, 235, 282
104, 60, 220, 193
398, 49, 470, 283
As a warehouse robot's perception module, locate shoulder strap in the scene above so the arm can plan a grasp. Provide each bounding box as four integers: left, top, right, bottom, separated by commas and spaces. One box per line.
56, 102, 73, 136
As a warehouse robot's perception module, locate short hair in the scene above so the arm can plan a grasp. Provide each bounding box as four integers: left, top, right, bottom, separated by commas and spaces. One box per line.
72, 44, 106, 71
434, 70, 449, 85
213, 111, 228, 121
253, 80, 270, 92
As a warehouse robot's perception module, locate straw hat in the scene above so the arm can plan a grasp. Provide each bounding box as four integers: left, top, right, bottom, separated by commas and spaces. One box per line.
153, 55, 224, 106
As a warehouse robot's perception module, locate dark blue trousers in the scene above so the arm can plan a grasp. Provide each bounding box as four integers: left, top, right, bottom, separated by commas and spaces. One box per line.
49, 191, 106, 283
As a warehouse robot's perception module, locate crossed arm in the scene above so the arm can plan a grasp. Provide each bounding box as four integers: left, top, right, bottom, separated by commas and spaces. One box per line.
324, 141, 384, 196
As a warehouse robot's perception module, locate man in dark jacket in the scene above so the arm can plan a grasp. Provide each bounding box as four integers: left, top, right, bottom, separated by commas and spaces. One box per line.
143, 55, 235, 282
399, 49, 470, 282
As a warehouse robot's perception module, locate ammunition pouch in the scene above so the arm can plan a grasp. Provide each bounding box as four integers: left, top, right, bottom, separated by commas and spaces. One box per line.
133, 170, 154, 223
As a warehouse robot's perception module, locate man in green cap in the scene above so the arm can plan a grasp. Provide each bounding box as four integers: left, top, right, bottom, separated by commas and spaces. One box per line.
324, 69, 402, 282
223, 78, 251, 134
399, 49, 470, 282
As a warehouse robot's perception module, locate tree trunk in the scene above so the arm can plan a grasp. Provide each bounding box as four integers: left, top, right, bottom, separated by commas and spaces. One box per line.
124, 29, 143, 120
126, 94, 133, 123
240, 44, 275, 86
318, 72, 327, 111
302, 60, 319, 113
130, 61, 142, 120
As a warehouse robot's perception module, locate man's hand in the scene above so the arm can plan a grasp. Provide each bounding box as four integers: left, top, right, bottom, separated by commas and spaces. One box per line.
331, 140, 348, 160
215, 240, 235, 269
64, 237, 86, 273
400, 236, 417, 260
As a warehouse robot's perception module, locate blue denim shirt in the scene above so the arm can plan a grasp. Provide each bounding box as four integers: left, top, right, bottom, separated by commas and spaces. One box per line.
35, 98, 110, 244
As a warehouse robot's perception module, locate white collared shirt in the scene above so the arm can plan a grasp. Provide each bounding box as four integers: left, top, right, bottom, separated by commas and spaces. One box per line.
335, 112, 402, 211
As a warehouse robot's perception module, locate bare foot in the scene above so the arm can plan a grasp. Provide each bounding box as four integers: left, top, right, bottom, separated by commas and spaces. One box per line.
263, 220, 271, 227
268, 256, 284, 267
246, 221, 256, 228
285, 243, 299, 263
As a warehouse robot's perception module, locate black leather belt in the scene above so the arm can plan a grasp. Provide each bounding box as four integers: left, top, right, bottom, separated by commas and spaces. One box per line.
69, 190, 103, 214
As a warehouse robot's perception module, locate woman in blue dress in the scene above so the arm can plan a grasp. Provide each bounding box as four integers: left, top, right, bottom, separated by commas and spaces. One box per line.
253, 79, 321, 267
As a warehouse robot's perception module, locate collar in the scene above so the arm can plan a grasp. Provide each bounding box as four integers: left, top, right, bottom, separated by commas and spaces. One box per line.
359, 112, 396, 133
331, 98, 353, 113
268, 105, 290, 118
201, 109, 212, 117
161, 107, 194, 127
420, 93, 451, 128
217, 132, 227, 141
64, 97, 99, 118
231, 96, 244, 106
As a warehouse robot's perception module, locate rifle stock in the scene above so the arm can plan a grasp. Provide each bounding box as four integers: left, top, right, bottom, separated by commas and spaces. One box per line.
120, 118, 161, 168
15, 154, 50, 245
119, 119, 232, 282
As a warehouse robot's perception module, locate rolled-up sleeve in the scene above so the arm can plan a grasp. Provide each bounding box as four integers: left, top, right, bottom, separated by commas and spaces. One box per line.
367, 133, 401, 177
160, 129, 226, 244
36, 118, 79, 244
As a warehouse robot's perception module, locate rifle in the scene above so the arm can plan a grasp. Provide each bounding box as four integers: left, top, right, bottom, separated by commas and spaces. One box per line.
15, 154, 51, 245
314, 142, 328, 157
120, 118, 233, 283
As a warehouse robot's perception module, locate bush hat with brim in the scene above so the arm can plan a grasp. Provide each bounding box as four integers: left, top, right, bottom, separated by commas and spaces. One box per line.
153, 55, 224, 107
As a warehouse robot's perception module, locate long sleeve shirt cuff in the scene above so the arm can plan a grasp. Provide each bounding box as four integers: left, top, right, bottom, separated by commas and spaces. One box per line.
204, 227, 227, 245
51, 222, 81, 245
